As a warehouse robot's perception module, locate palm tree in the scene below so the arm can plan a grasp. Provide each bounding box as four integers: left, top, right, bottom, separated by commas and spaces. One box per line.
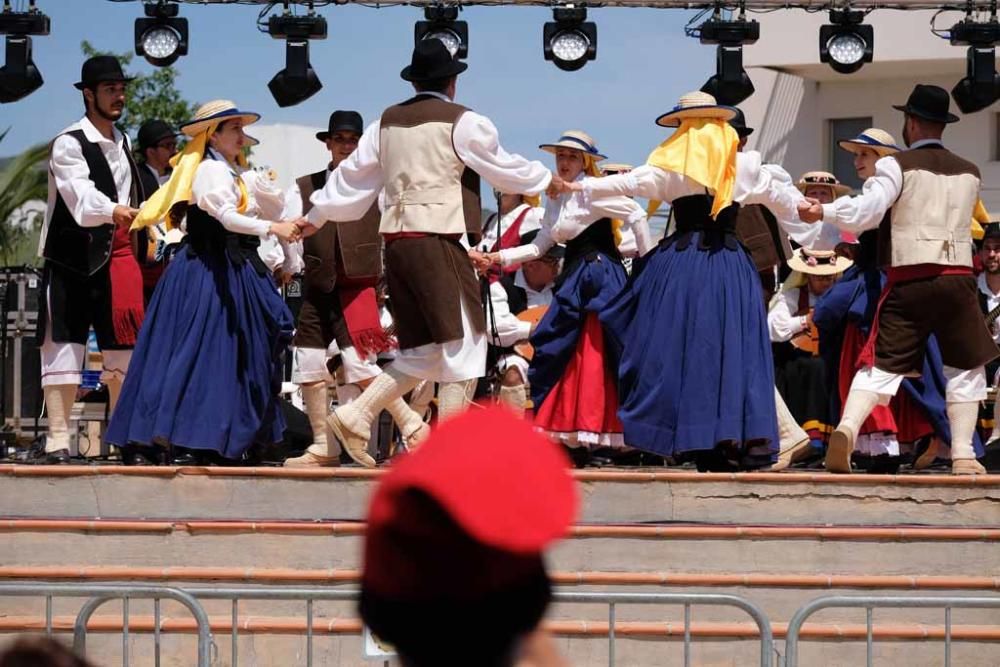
0, 129, 48, 266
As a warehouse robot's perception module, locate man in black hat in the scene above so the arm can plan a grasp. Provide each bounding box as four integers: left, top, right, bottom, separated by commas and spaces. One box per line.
284, 110, 428, 467
800, 84, 998, 475
302, 40, 552, 466
976, 222, 1000, 448
32, 55, 148, 464
134, 119, 179, 302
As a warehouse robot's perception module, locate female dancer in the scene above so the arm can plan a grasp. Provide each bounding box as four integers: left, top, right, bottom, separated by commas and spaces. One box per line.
107, 100, 301, 462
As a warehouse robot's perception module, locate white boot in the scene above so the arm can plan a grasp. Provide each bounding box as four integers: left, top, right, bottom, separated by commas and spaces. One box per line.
771, 388, 810, 471
437, 379, 476, 423
947, 401, 987, 475
43, 384, 76, 454
498, 383, 527, 418
385, 398, 429, 451
285, 382, 338, 467
328, 366, 419, 467
989, 394, 1000, 445
827, 390, 880, 474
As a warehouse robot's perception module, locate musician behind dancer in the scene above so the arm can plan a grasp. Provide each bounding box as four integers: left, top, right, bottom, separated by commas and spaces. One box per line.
769, 246, 851, 453
977, 222, 1000, 447
477, 189, 543, 281
486, 229, 562, 416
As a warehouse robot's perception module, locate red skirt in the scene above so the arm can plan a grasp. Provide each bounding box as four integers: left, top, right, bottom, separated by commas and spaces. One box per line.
534, 313, 622, 440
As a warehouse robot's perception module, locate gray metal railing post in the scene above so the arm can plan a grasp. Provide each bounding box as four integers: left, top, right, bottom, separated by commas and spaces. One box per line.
0, 583, 214, 667
785, 595, 1000, 667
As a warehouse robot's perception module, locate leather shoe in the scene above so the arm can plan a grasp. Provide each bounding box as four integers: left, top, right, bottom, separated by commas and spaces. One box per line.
120, 445, 161, 466
43, 448, 71, 465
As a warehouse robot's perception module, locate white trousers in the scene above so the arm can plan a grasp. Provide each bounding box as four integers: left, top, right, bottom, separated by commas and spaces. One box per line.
851, 365, 987, 404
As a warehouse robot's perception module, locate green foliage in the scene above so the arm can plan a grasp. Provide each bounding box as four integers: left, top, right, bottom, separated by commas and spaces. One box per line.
0, 133, 47, 266
80, 40, 197, 139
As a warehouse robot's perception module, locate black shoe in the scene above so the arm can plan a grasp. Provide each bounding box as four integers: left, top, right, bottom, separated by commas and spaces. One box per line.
867, 454, 901, 475
170, 452, 199, 466
562, 445, 592, 469
120, 445, 161, 466
43, 448, 71, 465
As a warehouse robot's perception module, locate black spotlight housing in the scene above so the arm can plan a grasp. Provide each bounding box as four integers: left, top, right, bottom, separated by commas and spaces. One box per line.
134, 1, 188, 68
819, 9, 874, 74
543, 7, 597, 72
949, 18, 1000, 114
267, 12, 327, 108
698, 16, 758, 106
0, 4, 49, 104
415, 6, 468, 60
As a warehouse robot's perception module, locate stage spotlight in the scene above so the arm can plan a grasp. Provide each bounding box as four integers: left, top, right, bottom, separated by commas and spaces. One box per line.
415, 6, 468, 59
543, 7, 597, 72
0, 2, 49, 104
135, 1, 188, 67
949, 17, 1000, 114
698, 15, 758, 106
820, 9, 873, 74
267, 11, 327, 108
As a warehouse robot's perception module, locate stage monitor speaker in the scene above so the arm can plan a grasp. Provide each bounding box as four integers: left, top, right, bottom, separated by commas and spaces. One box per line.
2, 267, 42, 431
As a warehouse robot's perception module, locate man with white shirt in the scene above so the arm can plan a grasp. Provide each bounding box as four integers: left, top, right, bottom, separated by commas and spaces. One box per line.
285, 110, 427, 467
303, 41, 552, 466
33, 56, 144, 464
486, 231, 560, 415
134, 119, 179, 303
800, 84, 998, 475
977, 223, 1000, 446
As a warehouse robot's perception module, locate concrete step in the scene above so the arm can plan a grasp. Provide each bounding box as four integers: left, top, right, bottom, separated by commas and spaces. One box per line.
1, 614, 998, 667
2, 465, 998, 526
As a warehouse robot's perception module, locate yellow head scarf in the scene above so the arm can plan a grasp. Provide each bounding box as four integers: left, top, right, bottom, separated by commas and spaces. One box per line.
644, 118, 740, 220
973, 199, 991, 241
131, 122, 248, 231
580, 154, 623, 246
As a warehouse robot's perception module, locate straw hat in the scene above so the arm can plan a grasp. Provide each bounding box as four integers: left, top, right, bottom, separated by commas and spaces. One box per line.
796, 171, 852, 198
838, 128, 900, 157
180, 100, 261, 137
539, 130, 606, 161
655, 91, 737, 128
786, 247, 853, 276
601, 162, 633, 176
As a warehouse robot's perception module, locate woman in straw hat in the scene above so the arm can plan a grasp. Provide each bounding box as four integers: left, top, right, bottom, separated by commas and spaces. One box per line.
556, 92, 809, 470
812, 128, 981, 472
474, 130, 651, 459
106, 100, 302, 463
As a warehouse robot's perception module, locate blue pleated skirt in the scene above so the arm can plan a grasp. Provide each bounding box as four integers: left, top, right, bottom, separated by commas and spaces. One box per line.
106, 244, 294, 459
600, 233, 778, 464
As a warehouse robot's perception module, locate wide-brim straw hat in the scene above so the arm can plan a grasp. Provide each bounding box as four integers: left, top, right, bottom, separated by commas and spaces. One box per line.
655, 91, 737, 128
838, 128, 900, 157
539, 130, 606, 161
601, 162, 633, 175
787, 248, 853, 276
796, 171, 852, 198
180, 100, 261, 137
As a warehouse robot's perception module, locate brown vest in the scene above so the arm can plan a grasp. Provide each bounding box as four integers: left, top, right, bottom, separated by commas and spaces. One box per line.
378, 95, 482, 245
877, 146, 980, 268
298, 169, 382, 293
735, 204, 787, 272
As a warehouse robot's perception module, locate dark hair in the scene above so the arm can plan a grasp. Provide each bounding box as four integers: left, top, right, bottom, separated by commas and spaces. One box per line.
0, 637, 96, 667
413, 76, 454, 94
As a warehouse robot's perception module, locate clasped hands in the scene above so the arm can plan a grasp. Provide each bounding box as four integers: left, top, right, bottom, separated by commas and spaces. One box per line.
269, 217, 318, 243
797, 197, 824, 224
545, 172, 583, 198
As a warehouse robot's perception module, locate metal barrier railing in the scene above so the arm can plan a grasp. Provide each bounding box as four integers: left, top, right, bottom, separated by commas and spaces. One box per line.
188, 587, 774, 667
784, 595, 1000, 667
0, 583, 215, 667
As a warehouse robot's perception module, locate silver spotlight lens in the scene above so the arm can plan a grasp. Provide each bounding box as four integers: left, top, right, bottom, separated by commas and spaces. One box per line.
552, 30, 589, 62
142, 26, 180, 60
826, 33, 866, 65
424, 29, 461, 58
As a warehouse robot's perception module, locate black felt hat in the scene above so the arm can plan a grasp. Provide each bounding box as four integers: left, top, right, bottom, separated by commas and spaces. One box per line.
316, 110, 364, 142
74, 55, 133, 91
400, 39, 467, 83
137, 120, 179, 151
728, 108, 754, 137
892, 84, 960, 124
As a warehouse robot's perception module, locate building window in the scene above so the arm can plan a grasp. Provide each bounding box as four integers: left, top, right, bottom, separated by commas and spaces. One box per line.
829, 117, 872, 191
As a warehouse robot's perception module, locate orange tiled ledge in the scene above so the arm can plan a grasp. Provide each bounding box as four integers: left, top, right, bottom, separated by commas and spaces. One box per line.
1, 615, 999, 640
1, 464, 998, 487
0, 518, 997, 541
0, 565, 997, 591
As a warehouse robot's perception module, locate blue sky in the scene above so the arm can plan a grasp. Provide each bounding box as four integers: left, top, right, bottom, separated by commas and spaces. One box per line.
1, 0, 715, 168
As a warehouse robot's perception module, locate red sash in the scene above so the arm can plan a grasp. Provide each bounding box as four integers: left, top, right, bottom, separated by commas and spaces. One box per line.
487, 207, 531, 284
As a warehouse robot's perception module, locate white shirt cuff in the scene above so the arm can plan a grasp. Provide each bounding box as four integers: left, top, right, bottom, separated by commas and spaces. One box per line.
821, 203, 839, 226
